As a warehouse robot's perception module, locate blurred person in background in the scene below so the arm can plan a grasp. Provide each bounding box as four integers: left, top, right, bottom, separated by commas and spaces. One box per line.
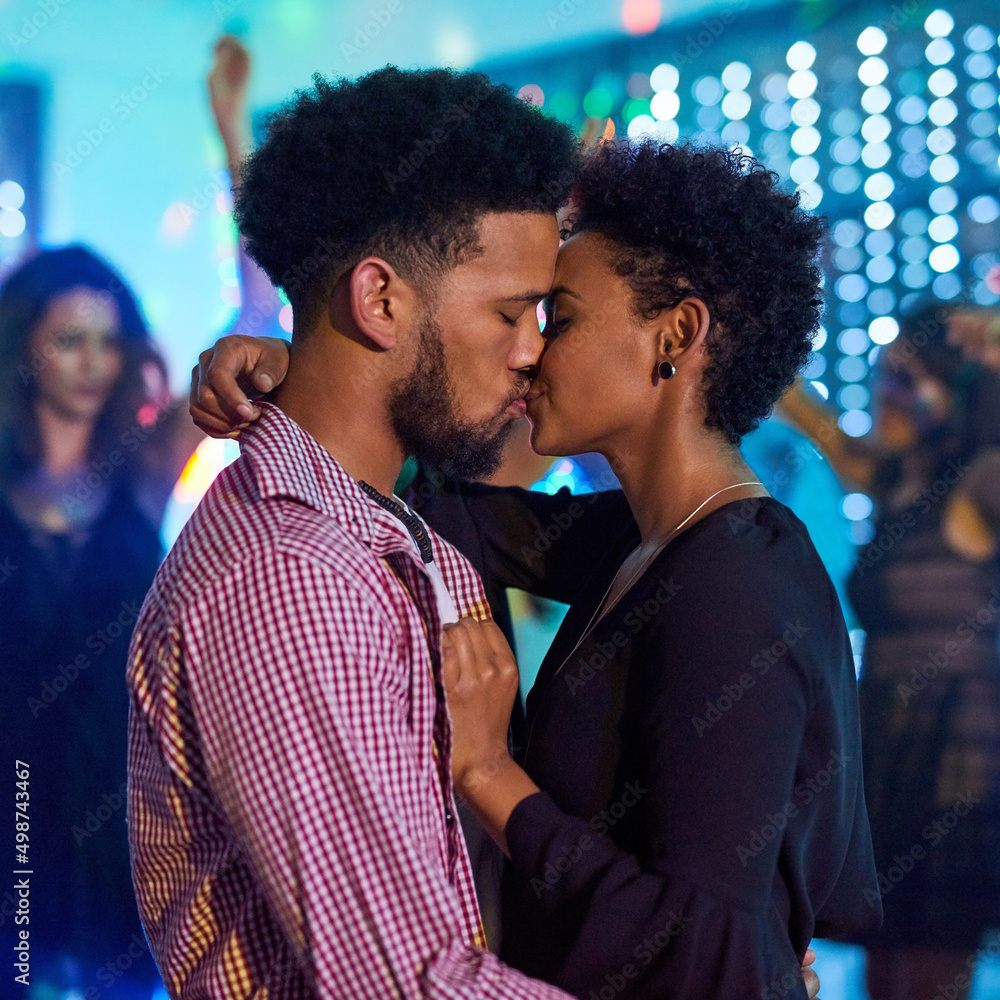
0, 35, 264, 998
779, 301, 1000, 1000
948, 306, 1000, 375
0, 244, 192, 998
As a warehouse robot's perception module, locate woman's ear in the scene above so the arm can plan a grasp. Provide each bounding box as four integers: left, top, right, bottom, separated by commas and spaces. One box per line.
347, 257, 410, 350
656, 297, 710, 365
671, 297, 711, 352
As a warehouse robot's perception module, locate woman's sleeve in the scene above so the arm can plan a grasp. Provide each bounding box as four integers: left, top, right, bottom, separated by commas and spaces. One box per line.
504, 534, 879, 998
411, 475, 634, 606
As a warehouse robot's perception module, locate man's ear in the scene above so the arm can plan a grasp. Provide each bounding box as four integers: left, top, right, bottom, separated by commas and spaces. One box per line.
348, 257, 413, 350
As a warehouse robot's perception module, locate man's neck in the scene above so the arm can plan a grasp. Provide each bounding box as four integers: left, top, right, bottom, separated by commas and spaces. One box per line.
270, 336, 406, 497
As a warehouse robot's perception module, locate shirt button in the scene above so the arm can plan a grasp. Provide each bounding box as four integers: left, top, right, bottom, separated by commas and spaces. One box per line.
445, 808, 455, 827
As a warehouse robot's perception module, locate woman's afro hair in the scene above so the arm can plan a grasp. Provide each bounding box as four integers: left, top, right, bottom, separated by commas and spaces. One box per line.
566, 140, 825, 443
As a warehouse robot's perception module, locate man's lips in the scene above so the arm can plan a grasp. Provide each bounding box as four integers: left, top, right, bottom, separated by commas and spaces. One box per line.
505, 383, 531, 413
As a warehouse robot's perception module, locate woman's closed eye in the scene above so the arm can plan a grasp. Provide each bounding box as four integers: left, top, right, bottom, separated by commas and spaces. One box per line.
542, 301, 571, 339
547, 315, 572, 339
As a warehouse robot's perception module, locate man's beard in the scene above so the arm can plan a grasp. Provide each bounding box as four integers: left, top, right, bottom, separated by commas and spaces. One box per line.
387, 313, 524, 481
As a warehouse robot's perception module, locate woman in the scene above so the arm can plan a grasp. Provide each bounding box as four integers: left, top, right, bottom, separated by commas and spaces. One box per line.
0, 36, 266, 997
0, 244, 200, 996
779, 304, 1000, 1000
193, 141, 878, 998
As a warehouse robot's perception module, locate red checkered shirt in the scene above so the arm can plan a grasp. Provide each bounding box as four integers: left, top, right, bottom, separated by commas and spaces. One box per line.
127, 403, 570, 999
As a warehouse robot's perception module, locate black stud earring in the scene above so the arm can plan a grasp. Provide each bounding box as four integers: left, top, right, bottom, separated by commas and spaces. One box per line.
658, 361, 676, 381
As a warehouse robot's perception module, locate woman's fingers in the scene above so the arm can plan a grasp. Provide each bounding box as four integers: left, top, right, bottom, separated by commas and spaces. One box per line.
441, 620, 475, 691
441, 618, 517, 707
244, 336, 291, 392
801, 949, 820, 999
201, 341, 259, 420
190, 334, 291, 432
442, 618, 496, 687
802, 966, 820, 999
481, 620, 518, 670
189, 366, 239, 436
191, 345, 251, 424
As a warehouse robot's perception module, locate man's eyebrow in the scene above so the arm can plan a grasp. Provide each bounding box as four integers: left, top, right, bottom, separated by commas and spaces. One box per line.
547, 285, 583, 301
495, 290, 551, 303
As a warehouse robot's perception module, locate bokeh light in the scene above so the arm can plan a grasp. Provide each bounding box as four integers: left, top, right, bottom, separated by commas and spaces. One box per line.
622, 0, 661, 35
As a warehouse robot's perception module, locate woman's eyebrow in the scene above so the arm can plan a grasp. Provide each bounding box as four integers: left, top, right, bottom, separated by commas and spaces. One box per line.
548, 284, 583, 300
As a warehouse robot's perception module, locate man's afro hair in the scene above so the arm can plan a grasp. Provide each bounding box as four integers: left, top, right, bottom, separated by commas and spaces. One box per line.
566, 140, 825, 444
235, 66, 579, 322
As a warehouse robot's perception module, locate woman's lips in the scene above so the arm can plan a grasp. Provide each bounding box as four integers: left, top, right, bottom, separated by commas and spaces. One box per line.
73, 385, 110, 399
524, 391, 544, 417
508, 398, 527, 415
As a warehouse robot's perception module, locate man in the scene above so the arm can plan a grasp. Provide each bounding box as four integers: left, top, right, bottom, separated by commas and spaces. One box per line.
127, 66, 579, 997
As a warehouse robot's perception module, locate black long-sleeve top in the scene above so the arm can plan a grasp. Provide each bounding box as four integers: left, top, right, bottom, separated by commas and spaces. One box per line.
407, 475, 881, 999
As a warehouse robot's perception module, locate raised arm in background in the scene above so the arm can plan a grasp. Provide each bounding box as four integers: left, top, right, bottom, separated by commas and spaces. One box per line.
775, 377, 879, 493
144, 35, 288, 497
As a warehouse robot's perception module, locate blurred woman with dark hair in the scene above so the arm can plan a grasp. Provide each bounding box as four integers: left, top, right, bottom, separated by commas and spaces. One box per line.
0, 35, 266, 998
0, 243, 201, 996
780, 302, 1000, 1000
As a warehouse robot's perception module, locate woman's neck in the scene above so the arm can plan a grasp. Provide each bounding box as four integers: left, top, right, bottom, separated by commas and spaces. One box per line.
606, 422, 766, 546
35, 401, 94, 478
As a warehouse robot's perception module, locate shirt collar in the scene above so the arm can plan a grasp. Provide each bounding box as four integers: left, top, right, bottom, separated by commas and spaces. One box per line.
239, 402, 416, 556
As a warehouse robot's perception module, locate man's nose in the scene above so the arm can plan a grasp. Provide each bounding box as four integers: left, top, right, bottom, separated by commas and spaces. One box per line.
511, 303, 546, 372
